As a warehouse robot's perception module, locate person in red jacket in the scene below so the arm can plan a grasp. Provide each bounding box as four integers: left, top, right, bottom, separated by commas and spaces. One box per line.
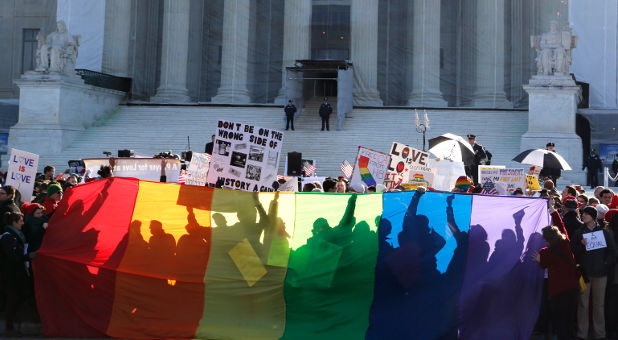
533, 201, 580, 340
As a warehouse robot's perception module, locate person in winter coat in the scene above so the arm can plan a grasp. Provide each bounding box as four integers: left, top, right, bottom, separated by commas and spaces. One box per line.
0, 185, 20, 234
571, 206, 617, 340
0, 211, 34, 336
533, 202, 580, 340
21, 203, 48, 254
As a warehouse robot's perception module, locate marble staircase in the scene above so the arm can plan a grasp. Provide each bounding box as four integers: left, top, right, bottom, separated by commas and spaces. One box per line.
35, 104, 530, 179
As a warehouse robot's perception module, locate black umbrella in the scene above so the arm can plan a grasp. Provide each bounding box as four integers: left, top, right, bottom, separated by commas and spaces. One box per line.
428, 133, 475, 165
512, 149, 572, 170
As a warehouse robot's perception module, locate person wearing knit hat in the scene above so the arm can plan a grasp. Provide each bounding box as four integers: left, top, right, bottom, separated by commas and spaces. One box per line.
21, 202, 48, 253
605, 209, 618, 224
453, 176, 473, 193
42, 183, 63, 217
572, 203, 617, 340
610, 194, 618, 209
595, 204, 609, 221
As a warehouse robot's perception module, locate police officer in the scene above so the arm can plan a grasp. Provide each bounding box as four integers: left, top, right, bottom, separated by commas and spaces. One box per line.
465, 134, 492, 184
284, 99, 297, 131
319, 97, 333, 131
540, 142, 561, 184
583, 149, 603, 187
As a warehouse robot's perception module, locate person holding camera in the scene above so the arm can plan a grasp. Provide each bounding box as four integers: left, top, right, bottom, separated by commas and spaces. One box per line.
571, 206, 617, 340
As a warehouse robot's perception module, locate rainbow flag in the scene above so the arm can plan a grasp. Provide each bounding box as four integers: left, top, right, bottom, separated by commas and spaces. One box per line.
357, 156, 376, 186
34, 178, 549, 339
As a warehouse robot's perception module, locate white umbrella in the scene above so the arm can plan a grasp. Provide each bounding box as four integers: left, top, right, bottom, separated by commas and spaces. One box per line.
428, 133, 475, 164
512, 149, 572, 170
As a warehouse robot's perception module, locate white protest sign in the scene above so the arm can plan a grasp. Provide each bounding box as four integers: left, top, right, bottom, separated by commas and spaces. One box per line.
478, 165, 505, 183
83, 158, 181, 182
479, 167, 525, 194
5, 148, 39, 202
279, 177, 299, 192
385, 142, 435, 190
583, 231, 607, 251
207, 121, 284, 192
185, 153, 210, 186
350, 146, 391, 188
427, 159, 466, 191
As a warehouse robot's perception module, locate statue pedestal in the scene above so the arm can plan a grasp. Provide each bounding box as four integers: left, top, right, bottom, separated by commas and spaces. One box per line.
522, 77, 585, 185
9, 75, 125, 155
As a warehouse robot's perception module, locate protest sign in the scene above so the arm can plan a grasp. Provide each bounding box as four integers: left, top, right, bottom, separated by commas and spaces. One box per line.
583, 231, 607, 251
428, 159, 466, 191
185, 152, 210, 186
279, 177, 299, 192
402, 182, 426, 191
526, 174, 541, 191
479, 167, 526, 194
207, 121, 284, 192
385, 142, 434, 189
350, 146, 391, 188
83, 158, 181, 182
478, 165, 505, 183
5, 148, 39, 202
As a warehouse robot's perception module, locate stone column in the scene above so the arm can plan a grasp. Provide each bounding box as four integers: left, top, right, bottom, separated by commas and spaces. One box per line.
274, 0, 311, 104
470, 0, 512, 108
212, 0, 251, 103
151, 0, 190, 103
408, 0, 447, 107
102, 0, 131, 77
351, 0, 383, 106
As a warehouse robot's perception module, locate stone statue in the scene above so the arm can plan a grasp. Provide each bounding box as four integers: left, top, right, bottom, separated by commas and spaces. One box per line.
35, 21, 81, 74
531, 20, 577, 76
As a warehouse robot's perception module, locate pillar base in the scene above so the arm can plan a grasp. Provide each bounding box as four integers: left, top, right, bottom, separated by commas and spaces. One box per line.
470, 92, 513, 108
353, 90, 383, 106
10, 77, 124, 155
408, 91, 448, 107
211, 88, 251, 104
151, 86, 190, 103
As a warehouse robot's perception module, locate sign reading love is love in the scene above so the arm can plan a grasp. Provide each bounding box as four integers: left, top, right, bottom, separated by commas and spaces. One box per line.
5, 148, 39, 202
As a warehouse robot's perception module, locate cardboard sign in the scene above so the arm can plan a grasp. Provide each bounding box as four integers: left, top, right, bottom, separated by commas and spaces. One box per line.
479, 167, 526, 194
350, 146, 391, 188
526, 174, 541, 191
207, 121, 284, 192
427, 159, 466, 191
583, 231, 607, 251
185, 153, 210, 186
385, 142, 434, 189
402, 182, 426, 191
83, 158, 181, 183
5, 148, 39, 202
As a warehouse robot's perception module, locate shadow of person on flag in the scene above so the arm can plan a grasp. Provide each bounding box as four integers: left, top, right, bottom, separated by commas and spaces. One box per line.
198, 190, 287, 340
367, 191, 469, 340
458, 208, 545, 340
282, 193, 380, 340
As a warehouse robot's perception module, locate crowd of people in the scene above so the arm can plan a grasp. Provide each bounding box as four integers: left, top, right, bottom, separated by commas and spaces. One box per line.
0, 155, 618, 338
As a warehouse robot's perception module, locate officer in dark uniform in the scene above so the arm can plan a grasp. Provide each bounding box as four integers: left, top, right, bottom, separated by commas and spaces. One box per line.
319, 97, 333, 131
284, 99, 297, 131
583, 149, 603, 187
204, 134, 215, 154
465, 134, 492, 184
539, 142, 561, 184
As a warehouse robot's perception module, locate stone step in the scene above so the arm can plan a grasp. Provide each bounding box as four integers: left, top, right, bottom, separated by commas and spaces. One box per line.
36, 105, 530, 179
